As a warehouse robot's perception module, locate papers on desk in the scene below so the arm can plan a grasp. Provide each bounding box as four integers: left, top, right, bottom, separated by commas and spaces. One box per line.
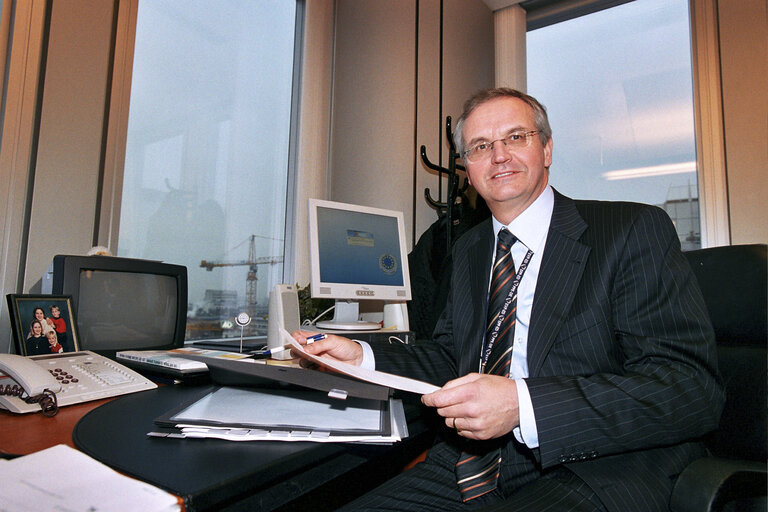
0, 444, 180, 512
150, 387, 409, 444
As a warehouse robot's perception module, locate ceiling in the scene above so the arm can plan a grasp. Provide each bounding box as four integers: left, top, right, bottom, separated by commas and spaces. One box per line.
482, 0, 635, 30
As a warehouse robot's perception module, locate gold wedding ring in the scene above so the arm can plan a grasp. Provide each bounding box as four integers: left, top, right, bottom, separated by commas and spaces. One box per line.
453, 417, 458, 431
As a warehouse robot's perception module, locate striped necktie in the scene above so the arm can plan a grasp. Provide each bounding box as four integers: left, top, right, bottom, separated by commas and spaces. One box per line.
455, 228, 518, 502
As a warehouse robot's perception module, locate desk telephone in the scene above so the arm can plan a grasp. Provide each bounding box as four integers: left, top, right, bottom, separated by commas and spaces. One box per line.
0, 351, 156, 415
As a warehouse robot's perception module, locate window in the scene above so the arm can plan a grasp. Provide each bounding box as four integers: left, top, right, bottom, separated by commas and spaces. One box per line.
527, 0, 701, 249
116, 1, 300, 340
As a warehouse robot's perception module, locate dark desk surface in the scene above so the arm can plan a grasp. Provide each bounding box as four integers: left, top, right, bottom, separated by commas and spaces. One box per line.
3, 385, 434, 512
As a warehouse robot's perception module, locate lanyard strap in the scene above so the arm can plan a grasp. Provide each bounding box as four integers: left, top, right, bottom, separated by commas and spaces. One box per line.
480, 248, 533, 372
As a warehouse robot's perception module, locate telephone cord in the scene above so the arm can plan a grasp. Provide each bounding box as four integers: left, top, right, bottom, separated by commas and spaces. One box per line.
1, 384, 59, 417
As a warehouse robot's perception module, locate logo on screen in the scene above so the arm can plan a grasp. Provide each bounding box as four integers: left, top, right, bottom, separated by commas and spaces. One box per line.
379, 253, 398, 275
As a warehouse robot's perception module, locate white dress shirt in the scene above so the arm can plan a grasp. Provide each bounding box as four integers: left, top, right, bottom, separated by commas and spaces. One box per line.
491, 185, 553, 448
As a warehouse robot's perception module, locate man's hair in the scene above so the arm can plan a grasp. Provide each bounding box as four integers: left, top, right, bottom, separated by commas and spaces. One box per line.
453, 88, 552, 156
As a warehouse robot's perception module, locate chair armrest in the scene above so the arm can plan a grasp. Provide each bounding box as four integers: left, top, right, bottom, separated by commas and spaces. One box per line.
670, 457, 767, 512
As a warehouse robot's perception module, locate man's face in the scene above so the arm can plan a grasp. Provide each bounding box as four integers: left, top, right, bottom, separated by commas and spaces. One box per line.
463, 97, 552, 223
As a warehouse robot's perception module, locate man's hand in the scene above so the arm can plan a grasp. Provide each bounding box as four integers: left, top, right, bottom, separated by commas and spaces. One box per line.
421, 373, 520, 440
291, 330, 364, 366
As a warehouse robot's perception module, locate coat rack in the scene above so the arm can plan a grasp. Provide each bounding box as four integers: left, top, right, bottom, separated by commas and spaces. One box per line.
420, 115, 467, 249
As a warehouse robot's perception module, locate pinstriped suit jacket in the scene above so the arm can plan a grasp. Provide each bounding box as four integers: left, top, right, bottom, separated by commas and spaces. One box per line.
373, 189, 724, 511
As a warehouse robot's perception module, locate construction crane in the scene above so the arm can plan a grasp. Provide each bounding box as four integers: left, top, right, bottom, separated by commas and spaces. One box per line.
200, 234, 283, 315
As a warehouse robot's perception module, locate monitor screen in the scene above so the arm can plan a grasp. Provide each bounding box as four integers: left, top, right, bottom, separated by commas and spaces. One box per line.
45, 255, 188, 356
77, 270, 178, 350
308, 199, 411, 330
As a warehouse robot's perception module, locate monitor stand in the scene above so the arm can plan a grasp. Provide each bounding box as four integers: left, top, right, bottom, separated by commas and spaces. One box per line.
315, 300, 380, 331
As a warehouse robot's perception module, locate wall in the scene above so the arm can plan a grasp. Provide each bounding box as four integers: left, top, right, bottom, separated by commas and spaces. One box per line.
417, 0, 495, 240
718, 0, 768, 244
328, 0, 494, 251
329, 0, 418, 236
23, 0, 115, 291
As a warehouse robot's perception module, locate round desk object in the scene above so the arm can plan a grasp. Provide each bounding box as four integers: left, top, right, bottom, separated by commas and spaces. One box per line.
235, 312, 251, 327
235, 312, 251, 352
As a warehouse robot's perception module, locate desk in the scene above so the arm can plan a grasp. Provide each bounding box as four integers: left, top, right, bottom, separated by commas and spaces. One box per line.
1, 385, 434, 512
0, 397, 116, 455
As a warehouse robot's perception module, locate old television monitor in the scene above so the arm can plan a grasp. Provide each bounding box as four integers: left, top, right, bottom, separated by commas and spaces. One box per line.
42, 255, 188, 357
308, 199, 411, 330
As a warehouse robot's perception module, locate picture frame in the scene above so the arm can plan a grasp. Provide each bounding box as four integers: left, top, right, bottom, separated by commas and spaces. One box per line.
6, 294, 80, 356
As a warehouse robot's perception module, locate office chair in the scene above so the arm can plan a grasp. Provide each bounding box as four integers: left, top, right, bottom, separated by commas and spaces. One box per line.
670, 244, 767, 512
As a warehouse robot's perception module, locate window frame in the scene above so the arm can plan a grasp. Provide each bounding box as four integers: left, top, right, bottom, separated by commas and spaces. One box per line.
98, 0, 137, 253
688, 0, 729, 247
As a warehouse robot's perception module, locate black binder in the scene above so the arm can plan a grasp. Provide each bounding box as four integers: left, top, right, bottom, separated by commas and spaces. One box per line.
197, 355, 391, 401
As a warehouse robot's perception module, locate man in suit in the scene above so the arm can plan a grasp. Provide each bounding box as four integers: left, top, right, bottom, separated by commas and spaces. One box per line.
296, 88, 724, 511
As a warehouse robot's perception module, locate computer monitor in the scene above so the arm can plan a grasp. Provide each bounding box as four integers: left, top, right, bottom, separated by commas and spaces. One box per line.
42, 255, 188, 357
308, 199, 411, 330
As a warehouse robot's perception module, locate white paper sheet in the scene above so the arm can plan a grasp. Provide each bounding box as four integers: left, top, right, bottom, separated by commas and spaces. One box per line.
169, 386, 384, 432
0, 444, 180, 512
280, 328, 440, 395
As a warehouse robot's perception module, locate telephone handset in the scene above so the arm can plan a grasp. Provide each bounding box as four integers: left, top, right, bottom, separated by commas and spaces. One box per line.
0, 353, 61, 416
0, 351, 156, 415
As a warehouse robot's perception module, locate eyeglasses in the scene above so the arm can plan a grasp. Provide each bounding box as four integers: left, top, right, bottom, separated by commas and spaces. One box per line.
463, 130, 540, 162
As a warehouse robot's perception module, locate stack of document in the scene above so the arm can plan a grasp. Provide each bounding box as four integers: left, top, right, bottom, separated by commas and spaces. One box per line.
149, 387, 408, 444
0, 444, 180, 512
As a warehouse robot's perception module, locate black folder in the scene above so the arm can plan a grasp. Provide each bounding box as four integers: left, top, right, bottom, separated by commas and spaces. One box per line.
153, 386, 392, 438
196, 355, 391, 401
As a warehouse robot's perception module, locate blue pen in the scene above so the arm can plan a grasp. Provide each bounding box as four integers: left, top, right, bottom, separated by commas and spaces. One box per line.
253, 345, 289, 357
306, 333, 327, 344
254, 334, 325, 357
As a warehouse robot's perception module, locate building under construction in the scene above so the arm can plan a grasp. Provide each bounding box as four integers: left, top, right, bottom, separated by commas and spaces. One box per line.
187, 235, 282, 338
